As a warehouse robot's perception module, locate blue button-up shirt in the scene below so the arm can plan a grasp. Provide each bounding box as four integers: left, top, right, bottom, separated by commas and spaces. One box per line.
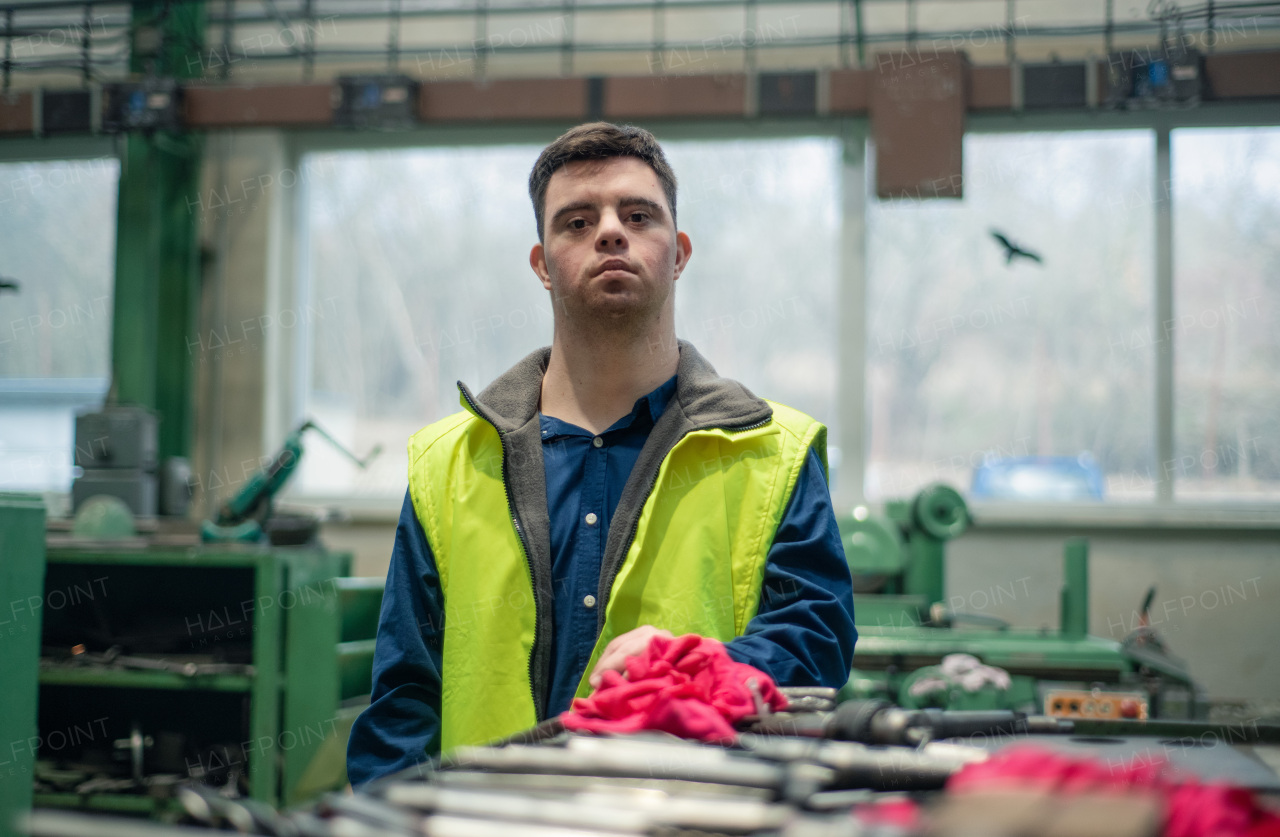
347, 376, 856, 787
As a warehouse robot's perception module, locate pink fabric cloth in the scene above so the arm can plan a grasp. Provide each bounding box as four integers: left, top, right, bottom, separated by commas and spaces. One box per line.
945, 746, 1280, 837
560, 633, 788, 742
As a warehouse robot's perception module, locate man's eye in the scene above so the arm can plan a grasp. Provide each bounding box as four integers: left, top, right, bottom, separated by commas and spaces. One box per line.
629, 212, 649, 223
568, 218, 587, 230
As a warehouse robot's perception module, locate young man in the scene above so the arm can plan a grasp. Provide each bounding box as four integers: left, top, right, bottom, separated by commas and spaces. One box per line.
346, 122, 856, 786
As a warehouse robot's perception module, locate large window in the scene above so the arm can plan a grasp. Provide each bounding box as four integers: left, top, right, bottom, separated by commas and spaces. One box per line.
1172, 127, 1280, 502
866, 131, 1156, 502
294, 124, 1278, 509
0, 157, 118, 492
296, 138, 840, 499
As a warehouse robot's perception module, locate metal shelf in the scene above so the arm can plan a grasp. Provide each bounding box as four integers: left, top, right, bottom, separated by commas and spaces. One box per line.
38, 667, 253, 693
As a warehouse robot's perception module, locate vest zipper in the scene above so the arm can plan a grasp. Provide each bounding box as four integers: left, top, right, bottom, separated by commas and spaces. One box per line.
595, 415, 774, 631
458, 387, 545, 721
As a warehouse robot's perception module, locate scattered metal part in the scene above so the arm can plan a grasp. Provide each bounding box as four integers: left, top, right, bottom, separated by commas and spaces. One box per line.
49, 645, 256, 678
113, 721, 153, 784
783, 696, 838, 714
431, 769, 774, 800
23, 810, 221, 837
444, 738, 783, 791
748, 700, 1072, 746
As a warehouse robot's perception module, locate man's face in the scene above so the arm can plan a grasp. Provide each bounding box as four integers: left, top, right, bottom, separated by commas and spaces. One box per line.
530, 156, 692, 333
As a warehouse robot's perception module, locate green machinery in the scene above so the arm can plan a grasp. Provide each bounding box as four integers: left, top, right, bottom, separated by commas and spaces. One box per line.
201, 420, 380, 544
840, 484, 1201, 719
19, 418, 385, 820
31, 542, 383, 817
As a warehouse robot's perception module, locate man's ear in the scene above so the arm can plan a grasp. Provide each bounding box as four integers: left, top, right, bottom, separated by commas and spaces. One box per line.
530, 242, 552, 291
673, 231, 693, 282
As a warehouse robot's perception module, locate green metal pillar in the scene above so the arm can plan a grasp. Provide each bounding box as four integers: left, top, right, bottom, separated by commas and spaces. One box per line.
110, 1, 206, 462
0, 494, 46, 837
1060, 538, 1090, 639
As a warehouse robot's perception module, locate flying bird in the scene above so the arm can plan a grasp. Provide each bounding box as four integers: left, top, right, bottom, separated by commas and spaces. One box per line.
990, 230, 1043, 266
0, 277, 19, 293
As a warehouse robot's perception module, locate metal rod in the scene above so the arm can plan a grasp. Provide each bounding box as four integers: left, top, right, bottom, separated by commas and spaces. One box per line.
1006, 0, 1016, 63
650, 0, 663, 74
1106, 0, 1114, 55
80, 3, 89, 84
837, 0, 847, 67
475, 0, 488, 78
220, 0, 232, 80
303, 0, 313, 80
836, 123, 867, 510
560, 0, 573, 77
388, 0, 401, 73
854, 0, 863, 66
1154, 125, 1175, 503
3, 8, 12, 91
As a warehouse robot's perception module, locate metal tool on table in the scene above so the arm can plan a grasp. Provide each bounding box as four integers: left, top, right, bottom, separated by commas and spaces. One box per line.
748, 698, 1072, 746
201, 420, 381, 543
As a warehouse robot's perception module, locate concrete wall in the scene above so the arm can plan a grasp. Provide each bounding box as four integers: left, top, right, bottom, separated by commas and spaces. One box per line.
946, 521, 1278, 703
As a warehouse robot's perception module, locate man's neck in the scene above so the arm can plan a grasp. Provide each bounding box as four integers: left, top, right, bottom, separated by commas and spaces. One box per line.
540, 327, 679, 435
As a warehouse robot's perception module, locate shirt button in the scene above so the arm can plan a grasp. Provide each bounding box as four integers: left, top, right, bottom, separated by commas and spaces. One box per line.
585, 512, 598, 526
592, 436, 603, 448
583, 594, 597, 609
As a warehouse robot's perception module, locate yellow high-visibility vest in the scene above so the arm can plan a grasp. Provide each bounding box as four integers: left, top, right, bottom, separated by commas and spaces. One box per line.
408, 387, 825, 754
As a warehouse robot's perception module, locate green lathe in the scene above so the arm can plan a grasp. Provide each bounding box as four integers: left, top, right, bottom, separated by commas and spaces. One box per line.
840, 484, 1201, 719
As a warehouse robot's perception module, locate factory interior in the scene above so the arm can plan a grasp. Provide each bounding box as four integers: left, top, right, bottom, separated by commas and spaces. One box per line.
1, 0, 1279, 835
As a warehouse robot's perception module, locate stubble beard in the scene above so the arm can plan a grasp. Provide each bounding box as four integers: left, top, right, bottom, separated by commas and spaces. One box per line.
549, 267, 672, 344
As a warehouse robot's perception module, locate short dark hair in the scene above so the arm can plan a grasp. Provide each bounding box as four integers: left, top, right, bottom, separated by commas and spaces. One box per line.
528, 121, 678, 242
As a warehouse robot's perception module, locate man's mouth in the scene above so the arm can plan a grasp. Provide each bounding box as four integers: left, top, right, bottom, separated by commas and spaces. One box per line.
596, 260, 633, 276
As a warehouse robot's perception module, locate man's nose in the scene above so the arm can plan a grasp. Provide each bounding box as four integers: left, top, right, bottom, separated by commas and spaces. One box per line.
596, 211, 627, 248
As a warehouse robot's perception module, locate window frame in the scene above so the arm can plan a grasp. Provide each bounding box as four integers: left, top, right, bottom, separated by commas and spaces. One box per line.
0, 135, 122, 503
275, 103, 1280, 524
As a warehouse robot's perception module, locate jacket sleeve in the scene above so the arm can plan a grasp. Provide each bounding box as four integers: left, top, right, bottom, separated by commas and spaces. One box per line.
346, 490, 444, 788
723, 449, 858, 689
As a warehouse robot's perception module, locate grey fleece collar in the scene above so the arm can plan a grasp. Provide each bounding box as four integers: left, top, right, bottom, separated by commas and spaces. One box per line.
460, 339, 773, 432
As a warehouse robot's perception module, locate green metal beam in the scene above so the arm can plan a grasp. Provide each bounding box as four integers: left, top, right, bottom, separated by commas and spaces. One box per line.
109, 1, 206, 462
